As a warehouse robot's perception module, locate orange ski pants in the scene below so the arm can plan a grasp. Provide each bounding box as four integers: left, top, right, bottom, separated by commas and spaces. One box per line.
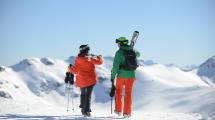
115, 77, 135, 115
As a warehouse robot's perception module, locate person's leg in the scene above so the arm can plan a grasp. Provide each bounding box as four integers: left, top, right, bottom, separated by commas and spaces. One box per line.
115, 77, 124, 113
123, 78, 135, 116
84, 84, 95, 113
80, 87, 86, 109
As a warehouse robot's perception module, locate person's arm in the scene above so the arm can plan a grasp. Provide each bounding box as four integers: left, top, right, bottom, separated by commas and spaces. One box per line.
91, 56, 103, 65
69, 59, 78, 74
111, 51, 121, 80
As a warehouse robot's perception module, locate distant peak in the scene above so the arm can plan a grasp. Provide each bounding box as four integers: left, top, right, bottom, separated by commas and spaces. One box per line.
180, 64, 197, 72
66, 56, 76, 64
165, 64, 177, 67
103, 56, 114, 60
68, 56, 75, 60
11, 58, 40, 71
197, 55, 215, 79
104, 55, 114, 58
20, 58, 40, 66
143, 60, 157, 66
200, 55, 215, 67
40, 57, 55, 65
209, 55, 215, 60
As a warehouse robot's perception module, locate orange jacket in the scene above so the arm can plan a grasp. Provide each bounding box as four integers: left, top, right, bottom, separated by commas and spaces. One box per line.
69, 56, 103, 88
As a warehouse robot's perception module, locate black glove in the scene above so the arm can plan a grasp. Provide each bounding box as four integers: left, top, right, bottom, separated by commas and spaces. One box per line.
109, 78, 115, 97
69, 78, 74, 85
65, 72, 74, 85
109, 84, 115, 97
65, 72, 69, 83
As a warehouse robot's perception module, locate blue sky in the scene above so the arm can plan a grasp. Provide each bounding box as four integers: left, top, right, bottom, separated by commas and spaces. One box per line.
0, 0, 215, 66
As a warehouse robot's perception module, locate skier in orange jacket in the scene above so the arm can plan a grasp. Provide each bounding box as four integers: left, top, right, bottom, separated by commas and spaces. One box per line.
69, 44, 103, 117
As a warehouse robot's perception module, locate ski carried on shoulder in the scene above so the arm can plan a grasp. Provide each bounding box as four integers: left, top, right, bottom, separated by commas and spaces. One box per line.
130, 31, 139, 47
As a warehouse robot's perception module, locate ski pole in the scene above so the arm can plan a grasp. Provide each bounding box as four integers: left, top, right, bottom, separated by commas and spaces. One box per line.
65, 84, 68, 112
110, 81, 115, 114
71, 85, 74, 112
111, 97, 113, 114
71, 74, 76, 112
66, 84, 71, 112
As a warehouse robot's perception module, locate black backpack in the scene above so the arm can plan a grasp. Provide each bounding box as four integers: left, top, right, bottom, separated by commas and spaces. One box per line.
120, 49, 138, 70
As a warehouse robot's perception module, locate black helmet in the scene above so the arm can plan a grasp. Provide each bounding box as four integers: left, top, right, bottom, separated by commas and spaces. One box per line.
79, 44, 90, 55
79, 44, 90, 51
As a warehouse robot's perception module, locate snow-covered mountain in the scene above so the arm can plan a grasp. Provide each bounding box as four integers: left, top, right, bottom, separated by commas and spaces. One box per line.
181, 64, 198, 72
0, 56, 215, 120
197, 56, 215, 83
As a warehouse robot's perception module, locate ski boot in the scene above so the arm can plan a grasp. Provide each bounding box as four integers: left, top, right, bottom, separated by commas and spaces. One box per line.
114, 110, 122, 116
123, 113, 131, 118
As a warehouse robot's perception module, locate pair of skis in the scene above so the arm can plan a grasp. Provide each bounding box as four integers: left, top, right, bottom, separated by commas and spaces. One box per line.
130, 31, 139, 47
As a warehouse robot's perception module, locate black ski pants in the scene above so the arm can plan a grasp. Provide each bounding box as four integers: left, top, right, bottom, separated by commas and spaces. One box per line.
79, 84, 95, 112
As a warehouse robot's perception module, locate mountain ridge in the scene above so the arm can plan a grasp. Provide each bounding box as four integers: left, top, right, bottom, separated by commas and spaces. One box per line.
0, 56, 215, 119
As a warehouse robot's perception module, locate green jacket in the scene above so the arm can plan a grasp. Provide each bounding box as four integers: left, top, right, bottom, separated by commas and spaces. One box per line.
111, 45, 140, 79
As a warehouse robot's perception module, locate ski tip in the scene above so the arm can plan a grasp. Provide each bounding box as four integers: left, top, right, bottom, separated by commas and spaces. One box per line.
134, 31, 139, 33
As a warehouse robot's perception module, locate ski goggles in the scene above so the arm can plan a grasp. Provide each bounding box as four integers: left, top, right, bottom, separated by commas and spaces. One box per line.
115, 39, 128, 44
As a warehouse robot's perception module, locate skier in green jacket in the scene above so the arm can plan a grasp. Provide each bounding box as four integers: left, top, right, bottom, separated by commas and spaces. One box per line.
110, 37, 140, 118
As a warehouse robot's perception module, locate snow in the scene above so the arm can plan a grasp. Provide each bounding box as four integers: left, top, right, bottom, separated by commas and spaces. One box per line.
137, 65, 208, 87
0, 56, 215, 120
0, 112, 203, 120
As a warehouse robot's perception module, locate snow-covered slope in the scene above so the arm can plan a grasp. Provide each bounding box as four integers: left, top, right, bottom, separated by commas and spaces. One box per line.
0, 56, 215, 120
134, 65, 215, 118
